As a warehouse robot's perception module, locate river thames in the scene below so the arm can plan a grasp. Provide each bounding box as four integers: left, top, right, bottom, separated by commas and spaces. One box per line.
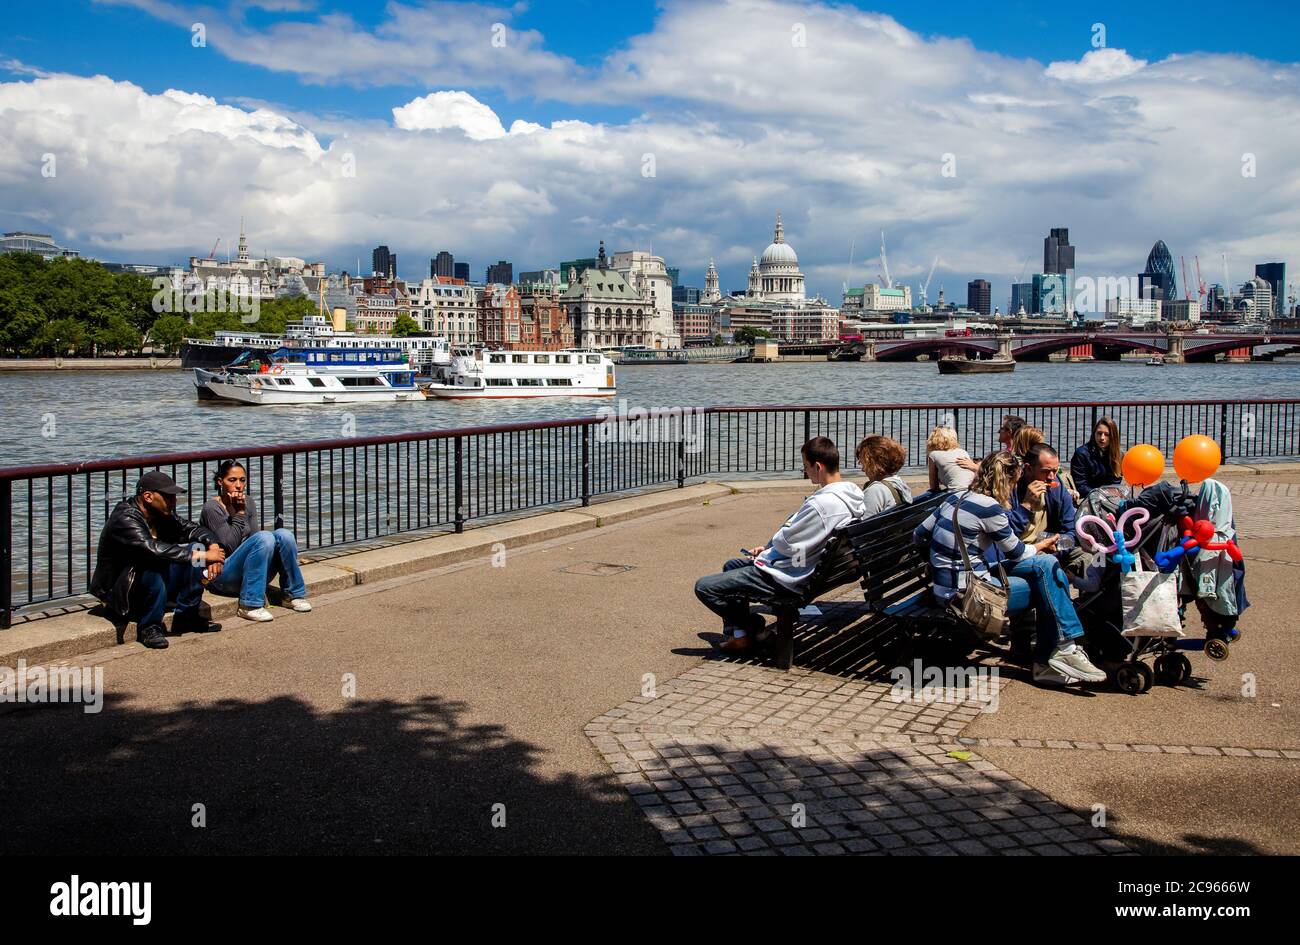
2, 359, 1298, 466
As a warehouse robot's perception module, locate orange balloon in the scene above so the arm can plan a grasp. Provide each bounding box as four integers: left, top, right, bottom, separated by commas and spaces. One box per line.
1122, 444, 1165, 487
1173, 435, 1221, 483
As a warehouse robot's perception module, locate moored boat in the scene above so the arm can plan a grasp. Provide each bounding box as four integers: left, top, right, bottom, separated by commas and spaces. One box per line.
423, 348, 616, 398
197, 346, 422, 404
937, 356, 1016, 374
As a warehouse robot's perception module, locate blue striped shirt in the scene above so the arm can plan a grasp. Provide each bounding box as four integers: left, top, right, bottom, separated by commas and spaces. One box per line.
912, 491, 1035, 600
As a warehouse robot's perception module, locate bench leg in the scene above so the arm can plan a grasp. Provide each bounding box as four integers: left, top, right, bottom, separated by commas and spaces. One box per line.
773, 608, 795, 671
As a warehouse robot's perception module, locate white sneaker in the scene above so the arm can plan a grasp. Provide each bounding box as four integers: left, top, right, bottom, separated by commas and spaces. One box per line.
1047, 645, 1107, 683
1032, 663, 1077, 687
286, 598, 312, 613
238, 606, 274, 622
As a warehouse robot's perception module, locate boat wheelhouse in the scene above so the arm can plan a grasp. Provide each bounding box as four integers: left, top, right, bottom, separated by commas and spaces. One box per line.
423, 348, 616, 399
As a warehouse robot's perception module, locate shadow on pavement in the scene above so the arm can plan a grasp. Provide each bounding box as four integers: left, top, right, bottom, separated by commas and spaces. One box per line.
0, 692, 665, 855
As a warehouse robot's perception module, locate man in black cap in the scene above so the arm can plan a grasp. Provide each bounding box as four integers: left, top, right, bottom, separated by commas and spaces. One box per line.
90, 471, 227, 649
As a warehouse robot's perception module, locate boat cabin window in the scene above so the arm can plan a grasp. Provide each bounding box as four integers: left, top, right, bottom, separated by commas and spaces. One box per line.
489, 354, 506, 363
556, 355, 571, 364
511, 355, 527, 363
308, 377, 326, 388
518, 378, 543, 386
486, 378, 514, 386
585, 355, 600, 363
534, 355, 550, 364
275, 378, 293, 386
545, 378, 573, 386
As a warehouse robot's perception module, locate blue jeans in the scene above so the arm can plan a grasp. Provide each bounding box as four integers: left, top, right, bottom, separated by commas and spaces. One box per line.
128, 562, 203, 629
208, 529, 307, 608
1003, 554, 1085, 660
695, 557, 784, 632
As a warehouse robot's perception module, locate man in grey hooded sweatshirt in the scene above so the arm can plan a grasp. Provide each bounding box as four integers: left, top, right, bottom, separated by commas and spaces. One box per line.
695, 437, 867, 653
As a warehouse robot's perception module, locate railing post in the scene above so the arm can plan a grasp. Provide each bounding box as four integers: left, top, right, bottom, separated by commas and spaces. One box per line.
803, 410, 811, 448
1220, 403, 1230, 462
454, 436, 465, 533
581, 423, 591, 507
273, 454, 285, 530
0, 479, 11, 630
677, 433, 686, 490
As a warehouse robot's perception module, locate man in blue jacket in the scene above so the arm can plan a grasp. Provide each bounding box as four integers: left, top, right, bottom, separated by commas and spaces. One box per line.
1007, 443, 1076, 541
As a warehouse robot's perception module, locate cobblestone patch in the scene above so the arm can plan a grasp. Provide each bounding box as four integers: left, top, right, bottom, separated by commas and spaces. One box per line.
587, 661, 1131, 856
1224, 481, 1300, 539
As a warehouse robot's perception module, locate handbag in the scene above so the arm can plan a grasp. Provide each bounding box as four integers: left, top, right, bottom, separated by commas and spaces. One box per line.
946, 495, 1011, 640
1121, 557, 1183, 637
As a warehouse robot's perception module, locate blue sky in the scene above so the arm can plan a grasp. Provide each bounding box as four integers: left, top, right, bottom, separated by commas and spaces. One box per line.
2, 1, 1298, 306
10, 0, 1298, 128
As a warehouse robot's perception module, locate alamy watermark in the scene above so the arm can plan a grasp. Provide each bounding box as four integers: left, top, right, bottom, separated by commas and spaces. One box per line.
594, 399, 706, 454
151, 278, 261, 324
0, 659, 104, 714
890, 659, 1000, 714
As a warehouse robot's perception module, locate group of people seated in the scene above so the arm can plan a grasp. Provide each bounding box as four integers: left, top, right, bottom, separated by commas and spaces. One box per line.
89, 462, 311, 650
695, 414, 1134, 688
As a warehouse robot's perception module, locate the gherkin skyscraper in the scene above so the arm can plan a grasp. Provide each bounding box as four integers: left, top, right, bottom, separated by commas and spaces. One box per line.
1141, 240, 1177, 301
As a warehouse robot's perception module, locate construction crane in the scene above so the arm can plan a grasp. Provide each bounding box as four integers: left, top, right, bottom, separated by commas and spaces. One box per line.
1180, 256, 1192, 301
919, 255, 939, 308
208, 237, 221, 260
1194, 256, 1207, 303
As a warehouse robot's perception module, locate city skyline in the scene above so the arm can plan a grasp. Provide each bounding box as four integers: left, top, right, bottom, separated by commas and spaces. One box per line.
3, 1, 1299, 308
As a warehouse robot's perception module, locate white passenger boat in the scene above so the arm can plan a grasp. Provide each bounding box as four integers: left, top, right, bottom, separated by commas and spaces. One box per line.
197, 347, 422, 404
423, 348, 616, 399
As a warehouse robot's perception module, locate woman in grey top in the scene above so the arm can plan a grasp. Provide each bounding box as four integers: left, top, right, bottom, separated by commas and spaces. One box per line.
201, 459, 311, 622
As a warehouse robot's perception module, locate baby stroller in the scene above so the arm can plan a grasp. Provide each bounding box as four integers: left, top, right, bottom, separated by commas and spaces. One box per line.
1070, 481, 1247, 694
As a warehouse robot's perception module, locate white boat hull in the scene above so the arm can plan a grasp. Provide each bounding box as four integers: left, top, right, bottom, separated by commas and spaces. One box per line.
203, 379, 421, 405
424, 385, 616, 399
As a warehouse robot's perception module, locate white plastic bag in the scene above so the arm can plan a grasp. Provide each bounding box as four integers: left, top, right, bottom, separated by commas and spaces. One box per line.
1121, 559, 1183, 638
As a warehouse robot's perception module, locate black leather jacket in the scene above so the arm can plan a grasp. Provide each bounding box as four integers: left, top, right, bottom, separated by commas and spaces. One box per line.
89, 498, 220, 616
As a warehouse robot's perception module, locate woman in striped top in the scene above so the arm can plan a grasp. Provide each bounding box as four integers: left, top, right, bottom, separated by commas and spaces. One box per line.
914, 451, 1106, 687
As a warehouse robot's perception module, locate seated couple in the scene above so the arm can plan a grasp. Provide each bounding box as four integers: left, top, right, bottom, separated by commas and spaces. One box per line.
694, 435, 910, 654
90, 461, 312, 650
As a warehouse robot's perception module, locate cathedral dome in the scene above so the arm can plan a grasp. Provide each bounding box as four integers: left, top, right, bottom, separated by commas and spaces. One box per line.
760, 212, 798, 266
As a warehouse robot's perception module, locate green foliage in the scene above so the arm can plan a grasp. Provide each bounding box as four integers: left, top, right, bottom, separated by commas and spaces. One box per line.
149, 314, 187, 354
732, 327, 773, 345
391, 312, 419, 337
94, 315, 142, 355
37, 317, 88, 356
0, 253, 157, 356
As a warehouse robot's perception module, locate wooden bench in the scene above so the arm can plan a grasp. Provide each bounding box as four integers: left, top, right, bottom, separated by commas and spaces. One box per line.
766, 529, 864, 670
846, 491, 974, 657
763, 490, 1021, 671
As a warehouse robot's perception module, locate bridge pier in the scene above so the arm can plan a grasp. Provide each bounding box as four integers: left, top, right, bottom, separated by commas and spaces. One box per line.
1165, 331, 1185, 364
862, 340, 875, 362
997, 334, 1013, 360
1067, 343, 1094, 362
1225, 346, 1252, 363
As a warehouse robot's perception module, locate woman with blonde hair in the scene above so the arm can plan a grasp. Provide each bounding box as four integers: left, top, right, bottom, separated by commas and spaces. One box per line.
926, 426, 975, 491
912, 451, 1105, 687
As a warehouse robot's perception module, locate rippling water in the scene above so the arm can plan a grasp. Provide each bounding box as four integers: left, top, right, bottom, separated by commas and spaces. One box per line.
2, 359, 1298, 466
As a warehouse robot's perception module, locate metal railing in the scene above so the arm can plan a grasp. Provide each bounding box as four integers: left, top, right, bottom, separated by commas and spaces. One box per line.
3, 397, 1298, 626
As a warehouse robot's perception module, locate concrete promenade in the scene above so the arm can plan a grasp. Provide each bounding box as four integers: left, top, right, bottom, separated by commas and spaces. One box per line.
0, 356, 181, 371
1, 467, 1297, 854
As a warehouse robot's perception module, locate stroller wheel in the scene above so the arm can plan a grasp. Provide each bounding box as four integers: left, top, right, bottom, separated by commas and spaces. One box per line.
1155, 653, 1192, 686
1204, 638, 1230, 662
1116, 662, 1152, 695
